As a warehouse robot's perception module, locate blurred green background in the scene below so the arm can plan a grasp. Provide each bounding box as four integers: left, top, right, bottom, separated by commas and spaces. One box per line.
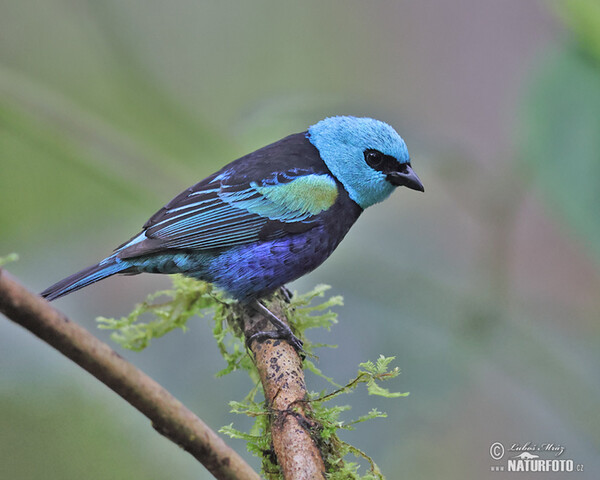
1, 1, 599, 478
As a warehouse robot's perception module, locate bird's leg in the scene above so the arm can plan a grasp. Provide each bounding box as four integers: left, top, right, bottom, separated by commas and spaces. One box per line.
246, 300, 304, 353
280, 285, 293, 303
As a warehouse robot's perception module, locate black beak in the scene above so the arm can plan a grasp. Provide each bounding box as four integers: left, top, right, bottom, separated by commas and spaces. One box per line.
387, 164, 424, 192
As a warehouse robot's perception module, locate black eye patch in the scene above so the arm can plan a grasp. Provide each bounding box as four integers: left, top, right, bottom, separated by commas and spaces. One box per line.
363, 149, 402, 174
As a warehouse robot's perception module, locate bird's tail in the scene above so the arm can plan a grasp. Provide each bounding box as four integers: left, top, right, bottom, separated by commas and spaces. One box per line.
41, 257, 130, 301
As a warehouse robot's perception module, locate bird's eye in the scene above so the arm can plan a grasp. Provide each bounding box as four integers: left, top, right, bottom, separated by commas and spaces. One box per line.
364, 150, 384, 168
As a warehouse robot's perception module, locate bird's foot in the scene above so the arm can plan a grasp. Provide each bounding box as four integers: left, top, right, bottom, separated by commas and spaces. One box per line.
246, 330, 304, 354
247, 300, 304, 355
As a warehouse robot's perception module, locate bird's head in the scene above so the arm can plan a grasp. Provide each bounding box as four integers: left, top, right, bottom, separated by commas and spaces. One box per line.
308, 116, 423, 209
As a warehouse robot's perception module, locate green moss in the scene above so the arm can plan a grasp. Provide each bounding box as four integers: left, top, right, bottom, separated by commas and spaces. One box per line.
97, 276, 408, 479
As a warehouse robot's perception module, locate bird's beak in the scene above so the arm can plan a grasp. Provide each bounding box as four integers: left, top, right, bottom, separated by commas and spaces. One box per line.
387, 165, 424, 192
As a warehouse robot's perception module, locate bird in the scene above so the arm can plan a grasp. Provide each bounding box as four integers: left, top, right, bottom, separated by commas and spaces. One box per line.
41, 116, 424, 349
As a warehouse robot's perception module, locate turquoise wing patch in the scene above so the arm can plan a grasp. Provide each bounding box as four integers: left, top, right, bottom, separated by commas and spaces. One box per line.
227, 174, 339, 220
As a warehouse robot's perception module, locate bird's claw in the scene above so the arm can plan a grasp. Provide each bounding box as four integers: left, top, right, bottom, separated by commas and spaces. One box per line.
248, 299, 304, 356
246, 329, 304, 355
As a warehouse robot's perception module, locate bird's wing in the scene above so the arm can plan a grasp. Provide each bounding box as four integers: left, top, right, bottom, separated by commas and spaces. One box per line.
117, 169, 339, 258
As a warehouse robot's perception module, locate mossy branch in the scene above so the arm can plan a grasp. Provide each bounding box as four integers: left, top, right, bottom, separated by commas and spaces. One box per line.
0, 268, 260, 480
1, 252, 407, 480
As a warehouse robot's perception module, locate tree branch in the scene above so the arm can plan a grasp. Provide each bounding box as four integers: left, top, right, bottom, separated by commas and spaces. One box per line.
241, 297, 326, 480
0, 269, 260, 480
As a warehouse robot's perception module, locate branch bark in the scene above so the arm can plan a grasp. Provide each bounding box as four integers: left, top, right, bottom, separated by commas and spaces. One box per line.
241, 297, 326, 480
0, 269, 260, 480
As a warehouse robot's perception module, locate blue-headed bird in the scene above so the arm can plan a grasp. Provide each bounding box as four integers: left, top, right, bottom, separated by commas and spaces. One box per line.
41, 116, 424, 349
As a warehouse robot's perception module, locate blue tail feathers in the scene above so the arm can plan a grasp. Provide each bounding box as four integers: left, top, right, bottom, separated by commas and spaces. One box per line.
41, 257, 130, 301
